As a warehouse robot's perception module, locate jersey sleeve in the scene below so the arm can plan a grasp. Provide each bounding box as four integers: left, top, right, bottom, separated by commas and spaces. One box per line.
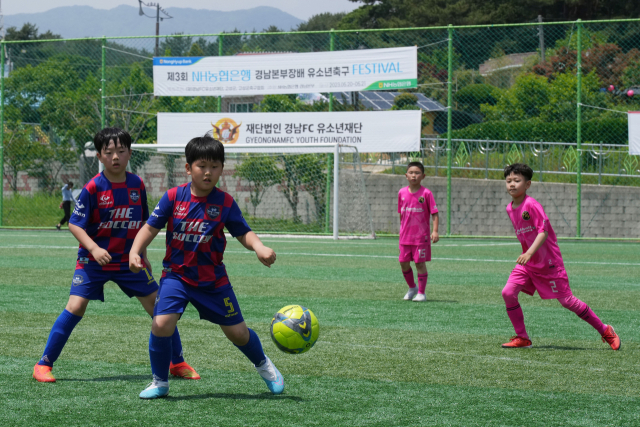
225, 200, 252, 237
69, 187, 92, 229
146, 190, 172, 230
427, 191, 438, 214
140, 180, 150, 222
531, 202, 549, 234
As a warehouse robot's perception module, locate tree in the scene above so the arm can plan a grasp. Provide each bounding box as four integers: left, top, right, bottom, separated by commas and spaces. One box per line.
297, 13, 347, 32
233, 156, 281, 216
391, 93, 430, 129
2, 123, 35, 193
27, 139, 77, 193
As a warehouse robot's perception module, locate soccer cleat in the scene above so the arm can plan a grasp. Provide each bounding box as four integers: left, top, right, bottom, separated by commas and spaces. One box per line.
601, 325, 621, 351
55, 225, 61, 231
255, 356, 284, 395
170, 361, 201, 380
33, 364, 56, 382
403, 287, 418, 301
139, 379, 169, 399
502, 336, 533, 348
412, 293, 427, 302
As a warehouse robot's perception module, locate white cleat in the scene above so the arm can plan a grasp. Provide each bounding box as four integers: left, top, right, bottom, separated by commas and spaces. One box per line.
139, 378, 169, 399
412, 293, 427, 302
255, 356, 284, 395
403, 287, 418, 301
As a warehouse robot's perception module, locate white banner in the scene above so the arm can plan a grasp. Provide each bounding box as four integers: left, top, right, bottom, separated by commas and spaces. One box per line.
153, 47, 417, 97
157, 111, 421, 153
629, 112, 640, 155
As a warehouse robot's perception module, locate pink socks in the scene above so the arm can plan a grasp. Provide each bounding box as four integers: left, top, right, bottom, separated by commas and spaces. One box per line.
402, 269, 416, 288
402, 269, 428, 295
502, 282, 529, 339
558, 295, 608, 335
418, 272, 428, 294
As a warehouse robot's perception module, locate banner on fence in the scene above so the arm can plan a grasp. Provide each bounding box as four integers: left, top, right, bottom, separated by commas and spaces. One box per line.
157, 111, 421, 153
629, 112, 640, 155
152, 47, 417, 96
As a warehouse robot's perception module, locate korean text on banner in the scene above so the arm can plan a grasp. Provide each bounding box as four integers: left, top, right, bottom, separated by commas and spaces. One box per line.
157, 111, 421, 153
153, 47, 417, 97
629, 112, 640, 155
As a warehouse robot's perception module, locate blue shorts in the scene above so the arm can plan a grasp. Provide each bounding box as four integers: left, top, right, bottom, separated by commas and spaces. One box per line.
70, 268, 159, 301
154, 275, 244, 326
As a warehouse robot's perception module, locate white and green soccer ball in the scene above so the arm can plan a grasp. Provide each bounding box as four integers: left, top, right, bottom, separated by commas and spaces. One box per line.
270, 305, 319, 354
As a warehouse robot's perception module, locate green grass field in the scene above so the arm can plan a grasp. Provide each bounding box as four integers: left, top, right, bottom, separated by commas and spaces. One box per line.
0, 230, 639, 426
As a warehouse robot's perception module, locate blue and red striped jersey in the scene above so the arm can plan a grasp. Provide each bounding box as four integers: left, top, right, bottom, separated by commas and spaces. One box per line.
69, 172, 149, 271
146, 183, 251, 288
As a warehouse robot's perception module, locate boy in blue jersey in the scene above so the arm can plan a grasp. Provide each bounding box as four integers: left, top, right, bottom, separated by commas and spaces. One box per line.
33, 127, 199, 382
129, 134, 283, 399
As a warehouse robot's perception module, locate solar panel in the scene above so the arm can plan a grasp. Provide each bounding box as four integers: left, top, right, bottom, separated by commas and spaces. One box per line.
376, 92, 397, 101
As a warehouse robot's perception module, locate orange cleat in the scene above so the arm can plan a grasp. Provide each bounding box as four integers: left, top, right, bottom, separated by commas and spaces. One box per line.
601, 325, 621, 351
33, 364, 56, 382
170, 361, 201, 380
501, 336, 532, 348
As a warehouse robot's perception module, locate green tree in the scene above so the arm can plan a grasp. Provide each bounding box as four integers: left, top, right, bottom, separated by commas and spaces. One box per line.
2, 123, 36, 192
233, 156, 282, 216
391, 93, 430, 129
297, 13, 347, 31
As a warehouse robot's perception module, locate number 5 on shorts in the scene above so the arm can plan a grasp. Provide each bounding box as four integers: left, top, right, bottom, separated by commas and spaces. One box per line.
549, 281, 558, 293
224, 297, 235, 313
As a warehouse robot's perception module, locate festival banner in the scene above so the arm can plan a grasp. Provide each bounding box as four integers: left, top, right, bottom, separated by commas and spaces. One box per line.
153, 47, 417, 96
157, 111, 421, 153
629, 112, 640, 155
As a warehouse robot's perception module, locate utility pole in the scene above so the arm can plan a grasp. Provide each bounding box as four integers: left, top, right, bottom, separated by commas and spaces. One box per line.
538, 15, 545, 63
138, 1, 173, 56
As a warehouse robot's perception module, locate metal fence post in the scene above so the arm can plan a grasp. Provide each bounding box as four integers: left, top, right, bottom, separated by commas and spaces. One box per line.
576, 20, 582, 238
446, 25, 454, 236
0, 41, 4, 227
325, 29, 335, 233
101, 37, 106, 129
217, 34, 224, 113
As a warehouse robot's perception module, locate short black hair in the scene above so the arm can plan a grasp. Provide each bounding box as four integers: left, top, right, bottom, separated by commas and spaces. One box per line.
185, 133, 225, 165
67, 181, 74, 187
504, 163, 533, 181
93, 127, 132, 153
407, 161, 425, 174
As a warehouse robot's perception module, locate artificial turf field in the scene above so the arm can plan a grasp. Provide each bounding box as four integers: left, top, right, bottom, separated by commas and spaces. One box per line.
0, 229, 638, 427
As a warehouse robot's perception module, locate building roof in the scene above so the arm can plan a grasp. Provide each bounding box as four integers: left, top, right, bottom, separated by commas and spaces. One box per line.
332, 91, 446, 112
479, 52, 536, 76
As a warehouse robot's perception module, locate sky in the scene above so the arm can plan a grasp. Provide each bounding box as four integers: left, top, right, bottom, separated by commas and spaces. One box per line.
2, 0, 360, 20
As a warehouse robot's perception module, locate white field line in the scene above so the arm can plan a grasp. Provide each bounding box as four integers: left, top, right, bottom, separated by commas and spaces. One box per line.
1, 244, 639, 267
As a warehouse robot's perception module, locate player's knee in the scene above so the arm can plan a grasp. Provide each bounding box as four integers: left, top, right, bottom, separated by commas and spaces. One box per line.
501, 284, 518, 304
400, 262, 411, 271
65, 296, 89, 316
152, 315, 176, 337
558, 295, 582, 312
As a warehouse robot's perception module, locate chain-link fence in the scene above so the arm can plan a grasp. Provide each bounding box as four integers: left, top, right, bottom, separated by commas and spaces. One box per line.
1, 20, 640, 238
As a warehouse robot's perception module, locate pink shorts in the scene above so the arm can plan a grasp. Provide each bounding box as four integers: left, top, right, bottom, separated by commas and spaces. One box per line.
506, 264, 572, 299
399, 243, 431, 263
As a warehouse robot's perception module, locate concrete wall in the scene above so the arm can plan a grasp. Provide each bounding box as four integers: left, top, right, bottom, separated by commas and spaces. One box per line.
363, 174, 640, 238
5, 157, 640, 238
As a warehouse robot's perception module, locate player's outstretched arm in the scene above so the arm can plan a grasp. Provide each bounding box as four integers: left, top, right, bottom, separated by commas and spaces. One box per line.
69, 223, 112, 266
516, 231, 548, 266
236, 231, 276, 268
129, 223, 161, 273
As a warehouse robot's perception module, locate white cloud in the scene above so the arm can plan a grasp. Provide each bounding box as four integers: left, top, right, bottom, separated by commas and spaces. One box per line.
4, 1, 359, 20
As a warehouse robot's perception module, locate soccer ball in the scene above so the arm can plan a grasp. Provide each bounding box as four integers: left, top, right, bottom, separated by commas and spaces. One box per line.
270, 305, 319, 354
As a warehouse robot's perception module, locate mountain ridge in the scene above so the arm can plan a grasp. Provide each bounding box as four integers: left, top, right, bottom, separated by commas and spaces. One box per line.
4, 5, 304, 39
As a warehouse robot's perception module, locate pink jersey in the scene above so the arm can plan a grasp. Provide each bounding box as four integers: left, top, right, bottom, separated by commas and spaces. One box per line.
506, 194, 565, 274
398, 186, 438, 245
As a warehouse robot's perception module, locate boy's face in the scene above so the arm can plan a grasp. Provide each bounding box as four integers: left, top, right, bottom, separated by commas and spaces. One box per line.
97, 139, 131, 176
186, 158, 223, 193
505, 172, 531, 199
405, 166, 425, 186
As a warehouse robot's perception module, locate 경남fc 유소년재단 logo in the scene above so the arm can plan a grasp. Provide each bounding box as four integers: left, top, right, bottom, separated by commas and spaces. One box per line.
211, 118, 242, 144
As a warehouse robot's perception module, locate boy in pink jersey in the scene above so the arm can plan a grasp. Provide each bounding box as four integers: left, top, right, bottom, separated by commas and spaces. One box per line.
501, 163, 620, 349
398, 162, 439, 302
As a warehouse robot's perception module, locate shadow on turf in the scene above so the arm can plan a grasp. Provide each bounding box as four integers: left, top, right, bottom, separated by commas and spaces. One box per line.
59, 375, 150, 382
168, 393, 302, 402
535, 345, 589, 351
